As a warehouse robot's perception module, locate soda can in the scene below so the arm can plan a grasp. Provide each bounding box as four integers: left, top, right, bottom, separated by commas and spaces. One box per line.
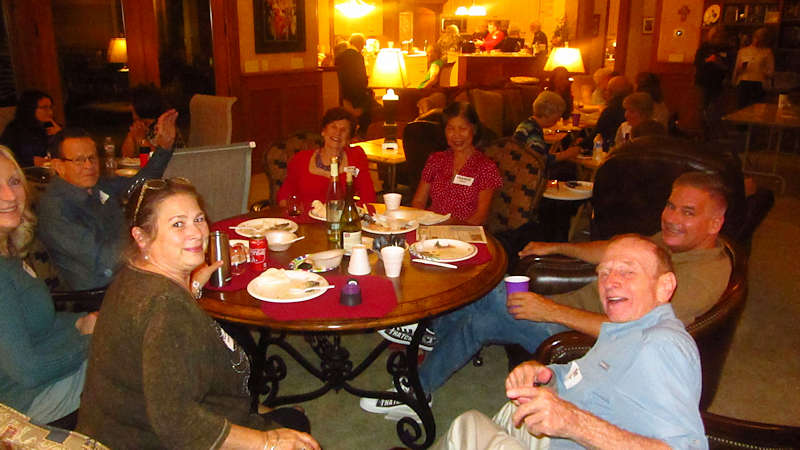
249, 234, 268, 272
209, 231, 231, 287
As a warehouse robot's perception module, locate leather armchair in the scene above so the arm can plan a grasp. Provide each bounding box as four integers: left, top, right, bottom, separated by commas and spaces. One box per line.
702, 411, 800, 449
591, 136, 773, 248
525, 236, 747, 411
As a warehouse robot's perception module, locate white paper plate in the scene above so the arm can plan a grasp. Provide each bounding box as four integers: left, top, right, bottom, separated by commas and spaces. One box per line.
234, 218, 298, 238
247, 270, 329, 303
564, 181, 593, 193
409, 239, 477, 263
309, 209, 325, 221
114, 168, 139, 177
362, 220, 419, 235
118, 157, 141, 167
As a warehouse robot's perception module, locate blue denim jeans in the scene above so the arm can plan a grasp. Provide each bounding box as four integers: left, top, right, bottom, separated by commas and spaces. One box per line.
419, 281, 568, 394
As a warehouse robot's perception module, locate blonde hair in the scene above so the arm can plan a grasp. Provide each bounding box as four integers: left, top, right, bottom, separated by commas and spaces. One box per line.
0, 146, 36, 258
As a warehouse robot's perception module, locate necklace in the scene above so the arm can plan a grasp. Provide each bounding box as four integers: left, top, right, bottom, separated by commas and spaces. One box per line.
315, 149, 342, 172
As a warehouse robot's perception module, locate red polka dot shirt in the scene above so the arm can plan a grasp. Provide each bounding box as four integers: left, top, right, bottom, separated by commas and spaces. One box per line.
421, 149, 503, 221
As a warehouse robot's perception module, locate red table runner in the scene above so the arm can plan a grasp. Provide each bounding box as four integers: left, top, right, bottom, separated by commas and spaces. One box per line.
259, 274, 397, 320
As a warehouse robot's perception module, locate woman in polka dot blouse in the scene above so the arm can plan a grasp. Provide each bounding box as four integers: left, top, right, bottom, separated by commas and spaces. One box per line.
411, 102, 502, 225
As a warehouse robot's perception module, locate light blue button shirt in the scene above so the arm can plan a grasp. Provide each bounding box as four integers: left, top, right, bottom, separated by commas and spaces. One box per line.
548, 304, 708, 449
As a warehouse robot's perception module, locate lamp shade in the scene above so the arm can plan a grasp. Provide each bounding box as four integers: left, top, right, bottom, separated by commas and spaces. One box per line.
369, 48, 408, 88
107, 37, 128, 64
543, 47, 585, 73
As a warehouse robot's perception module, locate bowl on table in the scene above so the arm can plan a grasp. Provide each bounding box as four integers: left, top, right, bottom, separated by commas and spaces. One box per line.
265, 231, 298, 252
307, 249, 345, 271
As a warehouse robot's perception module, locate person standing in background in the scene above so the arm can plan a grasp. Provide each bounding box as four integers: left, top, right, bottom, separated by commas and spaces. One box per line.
694, 25, 733, 140
529, 21, 548, 55
733, 27, 774, 108
335, 33, 375, 137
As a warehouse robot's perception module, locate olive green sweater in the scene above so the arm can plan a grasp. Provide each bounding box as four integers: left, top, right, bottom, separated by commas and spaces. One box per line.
78, 265, 274, 449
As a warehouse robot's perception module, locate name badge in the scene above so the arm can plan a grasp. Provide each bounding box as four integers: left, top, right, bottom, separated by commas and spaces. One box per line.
344, 166, 360, 178
98, 190, 110, 205
563, 361, 583, 389
453, 174, 474, 186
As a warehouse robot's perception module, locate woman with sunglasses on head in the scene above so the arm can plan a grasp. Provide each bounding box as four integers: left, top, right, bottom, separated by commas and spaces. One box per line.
0, 90, 62, 167
0, 146, 95, 427
77, 178, 319, 450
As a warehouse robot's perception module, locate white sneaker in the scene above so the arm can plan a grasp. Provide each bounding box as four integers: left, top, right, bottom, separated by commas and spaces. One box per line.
378, 323, 436, 351
359, 387, 433, 419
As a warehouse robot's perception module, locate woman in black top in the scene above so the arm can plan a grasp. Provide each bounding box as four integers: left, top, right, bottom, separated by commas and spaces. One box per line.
0, 90, 62, 167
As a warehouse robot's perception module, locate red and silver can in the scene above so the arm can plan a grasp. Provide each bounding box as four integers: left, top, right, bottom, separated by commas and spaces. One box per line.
249, 234, 268, 272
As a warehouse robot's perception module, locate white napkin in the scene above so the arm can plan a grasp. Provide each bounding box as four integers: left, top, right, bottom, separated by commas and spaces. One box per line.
417, 212, 451, 226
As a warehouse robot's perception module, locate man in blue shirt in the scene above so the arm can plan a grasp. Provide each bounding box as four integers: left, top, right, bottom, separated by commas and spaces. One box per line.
434, 235, 707, 449
37, 110, 178, 290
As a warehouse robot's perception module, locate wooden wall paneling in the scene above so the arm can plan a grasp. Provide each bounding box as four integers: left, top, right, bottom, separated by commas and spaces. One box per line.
2, 0, 64, 120
615, 0, 631, 75
650, 0, 702, 132
239, 70, 324, 173
121, 0, 160, 86
209, 0, 244, 142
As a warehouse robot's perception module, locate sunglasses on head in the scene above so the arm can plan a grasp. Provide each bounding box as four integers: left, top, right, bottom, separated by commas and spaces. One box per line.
130, 177, 192, 227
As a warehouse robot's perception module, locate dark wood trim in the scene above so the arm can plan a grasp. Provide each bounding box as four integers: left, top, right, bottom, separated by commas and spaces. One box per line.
616, 0, 631, 75
2, 0, 64, 120
121, 0, 160, 86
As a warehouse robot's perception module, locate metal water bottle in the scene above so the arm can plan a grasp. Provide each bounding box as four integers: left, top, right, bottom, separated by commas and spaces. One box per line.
209, 231, 231, 287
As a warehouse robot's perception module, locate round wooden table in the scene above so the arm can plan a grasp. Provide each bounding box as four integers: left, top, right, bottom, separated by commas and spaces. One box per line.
199, 206, 507, 449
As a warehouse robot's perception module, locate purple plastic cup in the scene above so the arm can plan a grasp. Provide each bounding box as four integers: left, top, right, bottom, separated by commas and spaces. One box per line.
505, 275, 530, 295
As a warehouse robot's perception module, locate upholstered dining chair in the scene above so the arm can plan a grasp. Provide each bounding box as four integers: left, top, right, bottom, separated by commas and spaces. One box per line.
525, 236, 748, 411
188, 94, 237, 147
484, 137, 548, 235
261, 131, 323, 206
163, 141, 254, 222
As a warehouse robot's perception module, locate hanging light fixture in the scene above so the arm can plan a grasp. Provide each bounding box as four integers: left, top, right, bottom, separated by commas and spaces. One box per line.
455, 1, 486, 16
335, 0, 375, 19
467, 5, 487, 16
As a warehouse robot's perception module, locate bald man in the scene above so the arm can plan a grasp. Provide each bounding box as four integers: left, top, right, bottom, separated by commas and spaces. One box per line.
435, 234, 707, 449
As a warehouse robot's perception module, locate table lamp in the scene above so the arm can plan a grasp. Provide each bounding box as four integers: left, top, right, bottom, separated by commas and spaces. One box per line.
543, 46, 585, 73
107, 37, 128, 72
369, 48, 408, 144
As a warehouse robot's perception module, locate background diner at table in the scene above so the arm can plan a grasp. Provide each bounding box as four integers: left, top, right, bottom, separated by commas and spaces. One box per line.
276, 106, 376, 211
0, 90, 62, 168
77, 177, 319, 450
411, 101, 502, 226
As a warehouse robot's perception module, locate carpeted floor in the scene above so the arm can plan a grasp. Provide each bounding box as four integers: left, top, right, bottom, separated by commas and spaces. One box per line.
248, 151, 800, 449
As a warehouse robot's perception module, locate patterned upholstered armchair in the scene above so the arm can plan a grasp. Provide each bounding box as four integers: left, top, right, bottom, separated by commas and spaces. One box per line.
484, 137, 547, 234
260, 131, 323, 207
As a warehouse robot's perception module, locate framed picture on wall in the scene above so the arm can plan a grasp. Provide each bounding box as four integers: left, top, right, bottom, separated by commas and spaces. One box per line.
643, 17, 655, 34
253, 0, 306, 54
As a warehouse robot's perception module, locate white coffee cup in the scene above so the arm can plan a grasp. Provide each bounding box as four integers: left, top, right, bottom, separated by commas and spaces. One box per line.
381, 245, 405, 278
383, 193, 402, 211
347, 245, 371, 276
